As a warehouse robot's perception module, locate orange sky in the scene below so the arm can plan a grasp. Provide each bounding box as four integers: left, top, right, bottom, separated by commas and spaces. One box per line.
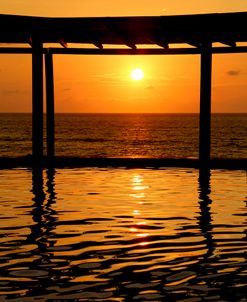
0, 0, 246, 113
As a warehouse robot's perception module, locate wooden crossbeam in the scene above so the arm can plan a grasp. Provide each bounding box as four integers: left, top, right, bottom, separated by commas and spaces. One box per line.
1, 46, 247, 55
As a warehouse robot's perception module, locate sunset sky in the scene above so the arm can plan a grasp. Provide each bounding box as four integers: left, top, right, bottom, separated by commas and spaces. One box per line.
0, 0, 246, 113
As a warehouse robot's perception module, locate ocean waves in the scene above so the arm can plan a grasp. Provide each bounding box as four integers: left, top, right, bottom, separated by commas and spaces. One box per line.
0, 113, 246, 159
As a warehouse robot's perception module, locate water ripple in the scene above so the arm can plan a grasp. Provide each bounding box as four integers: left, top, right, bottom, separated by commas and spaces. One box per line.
0, 168, 246, 301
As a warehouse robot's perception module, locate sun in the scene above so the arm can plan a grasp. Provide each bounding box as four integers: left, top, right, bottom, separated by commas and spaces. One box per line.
131, 68, 144, 81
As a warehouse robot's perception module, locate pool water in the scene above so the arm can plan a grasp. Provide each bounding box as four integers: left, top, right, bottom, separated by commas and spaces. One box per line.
0, 167, 246, 301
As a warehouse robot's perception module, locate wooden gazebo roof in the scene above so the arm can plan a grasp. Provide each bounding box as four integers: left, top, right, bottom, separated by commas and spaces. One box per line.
0, 12, 247, 51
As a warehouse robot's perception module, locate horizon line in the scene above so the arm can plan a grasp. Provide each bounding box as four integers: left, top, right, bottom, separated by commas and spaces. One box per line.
0, 112, 246, 114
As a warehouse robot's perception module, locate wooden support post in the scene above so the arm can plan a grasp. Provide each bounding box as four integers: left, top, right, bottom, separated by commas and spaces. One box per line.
32, 38, 44, 167
45, 52, 55, 158
199, 43, 212, 168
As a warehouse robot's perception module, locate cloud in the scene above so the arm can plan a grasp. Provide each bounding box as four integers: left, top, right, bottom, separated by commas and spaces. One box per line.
2, 89, 19, 95
1, 89, 28, 95
226, 70, 241, 76
89, 73, 134, 87
146, 85, 155, 90
90, 73, 121, 83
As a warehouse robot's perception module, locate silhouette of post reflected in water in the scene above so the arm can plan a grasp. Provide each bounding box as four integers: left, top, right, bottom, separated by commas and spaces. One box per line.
198, 168, 214, 258
24, 167, 68, 297
30, 167, 57, 252
44, 168, 57, 247
29, 167, 46, 250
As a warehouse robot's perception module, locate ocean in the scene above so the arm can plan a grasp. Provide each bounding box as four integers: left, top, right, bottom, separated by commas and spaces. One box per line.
0, 113, 246, 159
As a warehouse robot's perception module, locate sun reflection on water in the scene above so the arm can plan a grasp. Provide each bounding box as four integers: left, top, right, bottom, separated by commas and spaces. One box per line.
129, 174, 151, 246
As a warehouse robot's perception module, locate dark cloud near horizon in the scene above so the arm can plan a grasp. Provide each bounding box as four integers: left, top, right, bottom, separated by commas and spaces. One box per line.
226, 70, 241, 76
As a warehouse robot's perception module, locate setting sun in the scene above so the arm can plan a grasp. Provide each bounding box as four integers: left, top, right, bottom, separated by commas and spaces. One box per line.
131, 68, 144, 81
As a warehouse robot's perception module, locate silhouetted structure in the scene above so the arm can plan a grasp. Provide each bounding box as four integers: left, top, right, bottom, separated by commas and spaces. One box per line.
0, 12, 246, 168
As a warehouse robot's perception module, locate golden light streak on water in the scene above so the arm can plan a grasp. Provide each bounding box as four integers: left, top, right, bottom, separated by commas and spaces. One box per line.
0, 167, 246, 301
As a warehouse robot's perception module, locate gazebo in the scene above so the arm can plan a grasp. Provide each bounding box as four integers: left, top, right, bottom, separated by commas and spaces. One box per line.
0, 12, 246, 168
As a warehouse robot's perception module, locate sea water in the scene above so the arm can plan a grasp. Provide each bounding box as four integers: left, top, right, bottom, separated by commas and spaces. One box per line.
0, 113, 246, 159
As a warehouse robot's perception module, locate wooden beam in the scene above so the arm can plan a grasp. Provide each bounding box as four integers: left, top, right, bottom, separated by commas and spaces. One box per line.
199, 43, 212, 168
93, 42, 103, 49
59, 38, 68, 48
32, 37, 44, 166
46, 46, 247, 55
220, 41, 236, 47
45, 52, 55, 158
0, 46, 247, 55
47, 47, 200, 55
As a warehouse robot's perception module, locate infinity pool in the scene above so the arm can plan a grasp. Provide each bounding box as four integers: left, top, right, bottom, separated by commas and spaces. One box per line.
0, 168, 246, 301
